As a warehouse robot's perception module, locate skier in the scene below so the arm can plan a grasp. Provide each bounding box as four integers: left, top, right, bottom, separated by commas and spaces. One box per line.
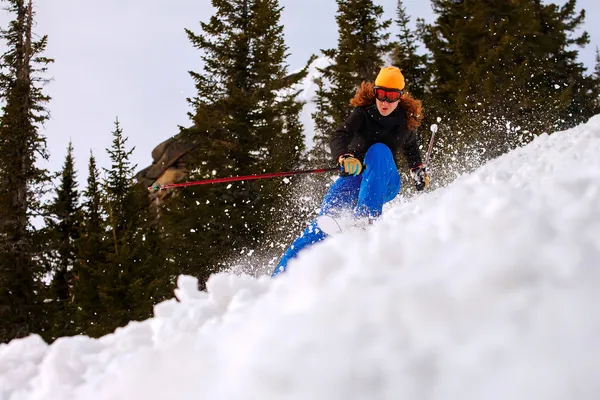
272, 66, 429, 277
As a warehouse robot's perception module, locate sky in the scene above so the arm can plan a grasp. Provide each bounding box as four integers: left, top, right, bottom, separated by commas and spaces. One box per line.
1, 0, 599, 186
1, 112, 599, 400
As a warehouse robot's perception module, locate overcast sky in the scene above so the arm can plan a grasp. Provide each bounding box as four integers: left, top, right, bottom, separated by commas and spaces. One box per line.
1, 0, 599, 185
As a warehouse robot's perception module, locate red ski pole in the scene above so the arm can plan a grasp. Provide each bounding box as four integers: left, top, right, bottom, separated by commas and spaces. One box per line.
149, 167, 339, 192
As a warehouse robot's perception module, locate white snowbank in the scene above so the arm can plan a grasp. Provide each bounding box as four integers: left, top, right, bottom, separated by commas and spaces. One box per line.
1, 115, 600, 400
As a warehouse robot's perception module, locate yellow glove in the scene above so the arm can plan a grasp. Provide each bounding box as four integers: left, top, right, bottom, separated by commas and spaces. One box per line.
338, 154, 362, 176
410, 164, 430, 191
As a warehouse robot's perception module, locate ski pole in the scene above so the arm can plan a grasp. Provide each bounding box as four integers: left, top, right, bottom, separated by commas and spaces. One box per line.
149, 167, 339, 192
424, 123, 438, 168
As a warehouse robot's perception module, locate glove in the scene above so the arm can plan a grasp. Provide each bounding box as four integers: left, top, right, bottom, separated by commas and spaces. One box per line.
338, 153, 362, 176
410, 164, 430, 191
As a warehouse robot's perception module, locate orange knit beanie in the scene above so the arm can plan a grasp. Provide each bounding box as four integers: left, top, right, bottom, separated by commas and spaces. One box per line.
374, 66, 405, 90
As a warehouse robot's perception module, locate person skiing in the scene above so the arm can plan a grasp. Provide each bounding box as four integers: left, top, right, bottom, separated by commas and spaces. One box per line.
271, 66, 429, 277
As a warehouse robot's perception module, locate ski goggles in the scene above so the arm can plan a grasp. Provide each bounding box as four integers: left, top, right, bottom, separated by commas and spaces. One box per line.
373, 87, 403, 103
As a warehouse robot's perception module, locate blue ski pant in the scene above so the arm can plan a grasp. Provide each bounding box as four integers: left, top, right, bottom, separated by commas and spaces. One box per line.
271, 143, 401, 277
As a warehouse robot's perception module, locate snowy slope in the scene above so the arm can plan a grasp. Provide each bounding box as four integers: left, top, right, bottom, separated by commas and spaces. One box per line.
1, 116, 600, 400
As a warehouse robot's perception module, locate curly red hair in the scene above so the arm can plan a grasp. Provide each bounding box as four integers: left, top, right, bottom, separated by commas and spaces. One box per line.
350, 81, 423, 131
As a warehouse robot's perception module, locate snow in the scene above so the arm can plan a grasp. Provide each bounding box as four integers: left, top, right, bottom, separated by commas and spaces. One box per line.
2, 115, 600, 399
295, 56, 331, 152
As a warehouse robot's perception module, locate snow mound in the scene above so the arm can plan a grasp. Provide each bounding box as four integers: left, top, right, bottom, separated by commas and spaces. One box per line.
1, 116, 600, 400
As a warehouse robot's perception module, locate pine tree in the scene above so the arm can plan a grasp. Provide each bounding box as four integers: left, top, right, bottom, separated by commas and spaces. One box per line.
310, 0, 392, 166
97, 119, 172, 333
71, 151, 108, 337
162, 0, 313, 279
596, 47, 600, 79
129, 202, 175, 320
99, 118, 141, 329
43, 141, 82, 339
104, 119, 136, 247
595, 47, 600, 108
0, 0, 53, 342
391, 0, 430, 100
421, 0, 595, 162
532, 0, 599, 128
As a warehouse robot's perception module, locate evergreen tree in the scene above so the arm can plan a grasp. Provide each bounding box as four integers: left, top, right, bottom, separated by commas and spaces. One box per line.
44, 141, 81, 339
99, 118, 141, 329
532, 0, 599, 128
391, 0, 430, 100
596, 47, 600, 79
97, 119, 173, 333
310, 0, 392, 166
0, 0, 53, 342
104, 119, 136, 248
595, 47, 600, 108
162, 0, 312, 280
421, 0, 596, 162
131, 203, 175, 318
71, 151, 108, 337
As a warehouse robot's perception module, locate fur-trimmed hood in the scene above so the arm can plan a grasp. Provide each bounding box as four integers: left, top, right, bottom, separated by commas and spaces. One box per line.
350, 81, 423, 131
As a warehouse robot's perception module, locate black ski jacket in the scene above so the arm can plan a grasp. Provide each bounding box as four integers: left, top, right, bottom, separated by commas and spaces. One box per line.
330, 104, 422, 170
